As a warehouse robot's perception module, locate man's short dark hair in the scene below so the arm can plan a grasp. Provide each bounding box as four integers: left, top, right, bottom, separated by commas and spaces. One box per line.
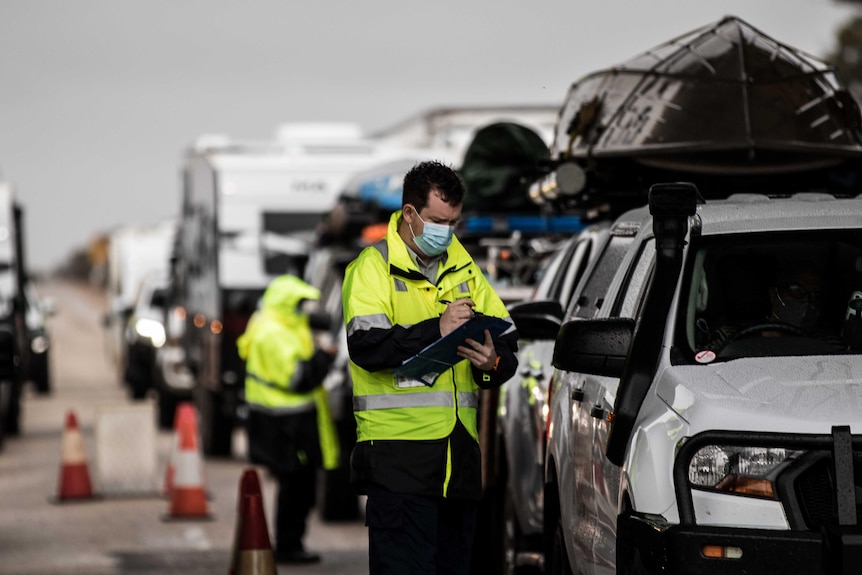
402, 161, 466, 211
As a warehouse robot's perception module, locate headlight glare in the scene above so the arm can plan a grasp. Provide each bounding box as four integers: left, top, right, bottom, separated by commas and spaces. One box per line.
135, 318, 166, 348
30, 335, 49, 354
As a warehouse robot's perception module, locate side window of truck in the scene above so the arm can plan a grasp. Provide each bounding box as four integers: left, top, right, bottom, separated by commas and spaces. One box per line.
551, 238, 593, 308
535, 237, 577, 303
613, 238, 656, 319
568, 234, 635, 320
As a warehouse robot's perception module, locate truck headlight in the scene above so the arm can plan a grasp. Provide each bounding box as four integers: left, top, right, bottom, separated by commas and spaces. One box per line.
30, 335, 49, 354
134, 318, 166, 348
687, 445, 802, 499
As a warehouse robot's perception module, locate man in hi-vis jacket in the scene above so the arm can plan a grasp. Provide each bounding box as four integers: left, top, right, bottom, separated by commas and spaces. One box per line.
342, 161, 518, 574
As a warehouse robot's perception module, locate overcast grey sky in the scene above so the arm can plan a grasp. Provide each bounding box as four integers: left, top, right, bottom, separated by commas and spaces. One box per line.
0, 1, 858, 272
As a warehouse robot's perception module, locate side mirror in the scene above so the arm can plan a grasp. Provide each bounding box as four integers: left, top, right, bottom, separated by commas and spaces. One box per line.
552, 317, 635, 378
507, 299, 564, 340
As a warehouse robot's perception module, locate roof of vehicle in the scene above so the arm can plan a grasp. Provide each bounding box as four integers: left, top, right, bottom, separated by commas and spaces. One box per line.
694, 193, 862, 235
372, 104, 559, 159
605, 192, 862, 242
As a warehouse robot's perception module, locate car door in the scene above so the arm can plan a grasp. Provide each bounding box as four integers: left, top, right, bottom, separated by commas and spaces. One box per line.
587, 239, 655, 575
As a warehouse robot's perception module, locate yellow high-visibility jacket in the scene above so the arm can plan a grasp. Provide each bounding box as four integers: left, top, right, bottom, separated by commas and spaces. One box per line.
343, 211, 518, 500
238, 275, 338, 471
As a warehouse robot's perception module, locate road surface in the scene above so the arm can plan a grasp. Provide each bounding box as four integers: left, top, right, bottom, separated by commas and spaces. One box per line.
0, 278, 368, 575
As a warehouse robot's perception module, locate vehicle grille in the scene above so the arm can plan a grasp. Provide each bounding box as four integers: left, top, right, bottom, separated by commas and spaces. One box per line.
790, 451, 862, 529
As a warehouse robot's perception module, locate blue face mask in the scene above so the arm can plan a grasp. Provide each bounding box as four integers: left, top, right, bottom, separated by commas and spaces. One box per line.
409, 209, 454, 257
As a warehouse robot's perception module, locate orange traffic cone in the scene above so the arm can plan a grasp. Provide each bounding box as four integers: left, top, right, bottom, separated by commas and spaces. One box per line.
162, 431, 178, 497
52, 410, 96, 502
229, 468, 265, 575
236, 492, 276, 575
162, 403, 185, 497
161, 403, 212, 520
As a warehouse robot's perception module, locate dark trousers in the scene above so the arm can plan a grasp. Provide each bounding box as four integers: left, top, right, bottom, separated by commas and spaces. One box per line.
365, 484, 478, 575
246, 408, 321, 556
275, 463, 317, 555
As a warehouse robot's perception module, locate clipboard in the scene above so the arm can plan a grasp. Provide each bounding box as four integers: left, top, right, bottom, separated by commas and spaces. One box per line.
392, 313, 510, 386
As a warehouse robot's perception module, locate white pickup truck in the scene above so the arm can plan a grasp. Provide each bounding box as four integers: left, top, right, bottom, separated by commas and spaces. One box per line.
540, 183, 862, 575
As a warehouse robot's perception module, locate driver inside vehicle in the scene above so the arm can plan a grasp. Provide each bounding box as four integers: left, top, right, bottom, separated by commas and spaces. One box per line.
699, 258, 843, 357
766, 262, 824, 334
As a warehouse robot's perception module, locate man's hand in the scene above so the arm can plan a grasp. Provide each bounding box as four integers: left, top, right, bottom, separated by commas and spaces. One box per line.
439, 298, 475, 336
458, 329, 498, 371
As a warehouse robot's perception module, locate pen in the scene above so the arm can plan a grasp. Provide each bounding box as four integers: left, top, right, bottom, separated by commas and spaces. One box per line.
439, 299, 473, 306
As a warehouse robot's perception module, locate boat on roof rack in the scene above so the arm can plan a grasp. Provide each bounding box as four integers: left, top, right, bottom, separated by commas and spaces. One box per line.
527, 15, 862, 215
557, 15, 861, 161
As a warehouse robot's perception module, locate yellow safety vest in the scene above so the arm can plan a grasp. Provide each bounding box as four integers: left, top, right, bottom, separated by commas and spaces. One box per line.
343, 211, 513, 447
238, 278, 339, 470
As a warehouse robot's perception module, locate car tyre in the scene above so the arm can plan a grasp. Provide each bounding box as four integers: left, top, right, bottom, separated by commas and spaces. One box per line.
157, 389, 179, 431
197, 387, 233, 457
0, 380, 10, 450
503, 488, 523, 574
4, 380, 21, 436
499, 486, 544, 575
549, 518, 574, 575
33, 352, 51, 395
617, 506, 649, 575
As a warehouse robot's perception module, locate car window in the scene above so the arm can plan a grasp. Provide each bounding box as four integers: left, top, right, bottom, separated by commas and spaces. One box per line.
533, 237, 576, 300
568, 234, 635, 319
537, 235, 594, 308
612, 239, 655, 319
556, 240, 593, 308
675, 230, 862, 364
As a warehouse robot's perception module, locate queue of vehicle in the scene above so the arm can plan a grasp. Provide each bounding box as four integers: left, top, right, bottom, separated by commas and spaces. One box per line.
83, 14, 862, 575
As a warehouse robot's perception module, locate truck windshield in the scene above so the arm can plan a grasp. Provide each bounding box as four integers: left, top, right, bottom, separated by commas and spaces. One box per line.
677, 230, 862, 364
